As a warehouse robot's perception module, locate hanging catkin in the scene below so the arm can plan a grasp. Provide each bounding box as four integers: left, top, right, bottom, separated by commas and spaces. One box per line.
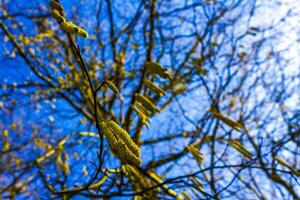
100, 120, 141, 166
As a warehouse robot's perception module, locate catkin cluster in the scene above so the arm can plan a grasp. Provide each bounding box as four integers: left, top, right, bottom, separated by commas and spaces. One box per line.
122, 165, 160, 199
132, 93, 161, 128
122, 165, 185, 199
101, 120, 141, 166
130, 62, 171, 129
50, 0, 89, 38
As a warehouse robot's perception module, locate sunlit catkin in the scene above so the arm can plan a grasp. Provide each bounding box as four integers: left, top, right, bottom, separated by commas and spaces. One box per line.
60, 21, 79, 34
132, 105, 151, 128
51, 9, 65, 23
101, 120, 141, 165
78, 28, 89, 38
144, 79, 166, 96
148, 171, 182, 199
211, 111, 242, 132
181, 191, 191, 200
144, 62, 172, 79
134, 94, 160, 113
122, 165, 156, 196
229, 140, 252, 159
50, 0, 64, 12
105, 80, 119, 94
106, 120, 140, 157
100, 121, 119, 150
136, 102, 150, 116
187, 145, 203, 164
275, 157, 300, 177
50, 1, 89, 38
122, 165, 142, 185
116, 140, 141, 166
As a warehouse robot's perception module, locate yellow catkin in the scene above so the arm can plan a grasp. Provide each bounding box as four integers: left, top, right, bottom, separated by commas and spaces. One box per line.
106, 120, 140, 157
181, 191, 191, 200
144, 79, 166, 96
3, 132, 10, 151
160, 71, 172, 79
36, 135, 70, 163
50, 1, 88, 38
134, 94, 160, 113
275, 157, 290, 168
144, 62, 172, 79
56, 154, 63, 169
148, 172, 181, 198
149, 171, 163, 183
78, 132, 99, 138
116, 140, 141, 166
123, 165, 142, 193
124, 164, 141, 178
59, 21, 78, 34
67, 21, 79, 33
100, 122, 119, 150
136, 102, 150, 116
78, 28, 89, 38
229, 140, 252, 159
101, 121, 141, 165
191, 177, 203, 192
36, 149, 55, 163
3, 130, 8, 137
105, 80, 119, 94
275, 157, 300, 177
122, 165, 161, 198
3, 142, 10, 151
51, 9, 65, 23
145, 62, 165, 74
187, 145, 203, 164
132, 106, 151, 128
121, 165, 129, 176
212, 111, 242, 132
122, 165, 140, 183
167, 189, 179, 198
123, 165, 150, 190
59, 21, 88, 38
174, 85, 187, 95
63, 161, 70, 174
50, 0, 64, 12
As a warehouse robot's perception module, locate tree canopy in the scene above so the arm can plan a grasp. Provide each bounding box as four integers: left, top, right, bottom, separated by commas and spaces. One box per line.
0, 0, 299, 199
